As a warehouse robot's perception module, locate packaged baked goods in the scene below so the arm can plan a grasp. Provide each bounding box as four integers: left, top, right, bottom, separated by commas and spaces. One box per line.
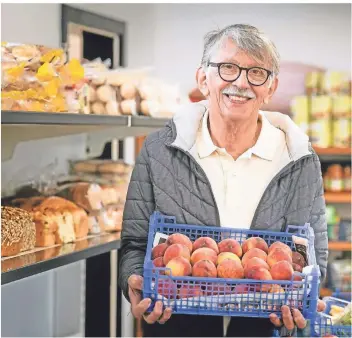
1, 42, 86, 113
305, 72, 322, 96
1, 206, 36, 257
310, 96, 332, 148
290, 96, 309, 134
97, 205, 123, 232
332, 95, 351, 148
321, 71, 344, 95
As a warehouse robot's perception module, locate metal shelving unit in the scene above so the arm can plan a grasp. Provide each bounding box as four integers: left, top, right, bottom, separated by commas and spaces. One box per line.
1, 111, 168, 286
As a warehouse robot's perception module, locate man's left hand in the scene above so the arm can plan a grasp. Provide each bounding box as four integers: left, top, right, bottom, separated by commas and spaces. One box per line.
269, 299, 326, 331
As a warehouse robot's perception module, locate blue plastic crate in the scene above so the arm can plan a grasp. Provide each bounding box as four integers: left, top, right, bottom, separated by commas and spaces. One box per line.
143, 212, 320, 318
313, 297, 352, 337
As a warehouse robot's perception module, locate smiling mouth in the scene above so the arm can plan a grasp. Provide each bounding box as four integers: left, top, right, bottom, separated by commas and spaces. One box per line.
223, 94, 253, 103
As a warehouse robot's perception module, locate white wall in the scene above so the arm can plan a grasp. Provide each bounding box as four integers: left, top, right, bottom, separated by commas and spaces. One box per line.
152, 3, 351, 90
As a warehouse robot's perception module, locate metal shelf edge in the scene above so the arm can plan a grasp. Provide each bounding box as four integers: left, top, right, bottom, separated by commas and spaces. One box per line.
1, 238, 121, 285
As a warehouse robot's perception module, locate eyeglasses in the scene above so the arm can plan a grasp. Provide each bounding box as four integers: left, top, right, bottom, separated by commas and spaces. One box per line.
208, 62, 272, 86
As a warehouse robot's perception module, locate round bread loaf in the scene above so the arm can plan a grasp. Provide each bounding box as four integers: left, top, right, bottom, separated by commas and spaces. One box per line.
1, 206, 36, 257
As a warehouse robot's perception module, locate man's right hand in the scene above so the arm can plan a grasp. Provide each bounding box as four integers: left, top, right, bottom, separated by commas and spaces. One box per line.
128, 274, 172, 324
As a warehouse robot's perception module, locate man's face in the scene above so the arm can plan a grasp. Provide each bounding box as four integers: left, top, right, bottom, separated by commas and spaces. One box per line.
197, 38, 278, 122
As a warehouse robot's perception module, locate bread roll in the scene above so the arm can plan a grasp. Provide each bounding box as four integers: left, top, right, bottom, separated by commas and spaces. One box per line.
1, 206, 35, 257
91, 101, 105, 115
120, 83, 137, 99
88, 85, 97, 102
141, 100, 160, 117
91, 74, 106, 86
72, 160, 98, 173
120, 100, 136, 115
96, 85, 115, 103
11, 44, 41, 62
105, 100, 120, 115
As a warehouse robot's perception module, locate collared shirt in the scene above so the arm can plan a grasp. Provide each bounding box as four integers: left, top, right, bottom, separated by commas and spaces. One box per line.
189, 110, 291, 228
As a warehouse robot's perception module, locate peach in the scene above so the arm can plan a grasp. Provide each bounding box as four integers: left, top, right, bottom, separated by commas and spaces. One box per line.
268, 242, 292, 256
218, 238, 242, 257
292, 263, 303, 272
153, 257, 165, 275
241, 248, 267, 267
165, 256, 192, 277
157, 279, 177, 298
152, 243, 168, 259
234, 284, 260, 293
244, 258, 270, 278
217, 252, 241, 266
178, 284, 203, 298
163, 244, 191, 265
267, 248, 293, 268
192, 259, 217, 278
243, 257, 269, 270
166, 233, 193, 253
270, 261, 294, 280
292, 251, 306, 267
242, 237, 269, 254
193, 237, 219, 254
269, 284, 285, 293
191, 248, 217, 265
293, 274, 303, 282
245, 266, 272, 281
203, 283, 232, 296
217, 258, 244, 279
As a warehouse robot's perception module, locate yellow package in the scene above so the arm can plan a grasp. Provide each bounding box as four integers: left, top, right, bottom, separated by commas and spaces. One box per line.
305, 72, 321, 95
332, 96, 351, 147
310, 96, 332, 147
291, 96, 309, 134
311, 96, 332, 119
36, 62, 57, 82
321, 71, 343, 95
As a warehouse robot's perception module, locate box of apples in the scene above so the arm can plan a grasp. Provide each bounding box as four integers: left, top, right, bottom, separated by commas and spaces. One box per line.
143, 212, 321, 318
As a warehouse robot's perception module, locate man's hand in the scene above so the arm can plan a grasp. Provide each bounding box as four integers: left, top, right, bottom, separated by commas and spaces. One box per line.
269, 299, 326, 332
128, 274, 172, 324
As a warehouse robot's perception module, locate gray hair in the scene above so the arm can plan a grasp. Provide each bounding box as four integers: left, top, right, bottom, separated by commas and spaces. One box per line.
201, 24, 280, 75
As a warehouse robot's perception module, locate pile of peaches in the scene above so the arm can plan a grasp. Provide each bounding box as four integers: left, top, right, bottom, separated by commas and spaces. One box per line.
152, 233, 307, 285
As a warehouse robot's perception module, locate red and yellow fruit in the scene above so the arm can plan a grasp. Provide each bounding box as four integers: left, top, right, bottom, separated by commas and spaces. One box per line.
165, 256, 192, 277
152, 243, 168, 259
193, 237, 219, 254
242, 248, 267, 267
216, 252, 241, 266
267, 248, 292, 268
192, 259, 217, 278
270, 260, 294, 280
242, 237, 268, 254
218, 238, 242, 257
191, 248, 217, 266
166, 233, 193, 253
163, 243, 191, 265
217, 258, 244, 279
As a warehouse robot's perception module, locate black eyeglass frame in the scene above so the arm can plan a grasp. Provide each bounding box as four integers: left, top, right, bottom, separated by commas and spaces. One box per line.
208, 62, 273, 86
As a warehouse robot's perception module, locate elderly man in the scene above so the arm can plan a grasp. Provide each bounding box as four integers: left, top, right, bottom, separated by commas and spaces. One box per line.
119, 24, 328, 337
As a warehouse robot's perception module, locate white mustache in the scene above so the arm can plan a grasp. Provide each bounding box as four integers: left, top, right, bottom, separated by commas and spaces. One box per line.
222, 87, 256, 99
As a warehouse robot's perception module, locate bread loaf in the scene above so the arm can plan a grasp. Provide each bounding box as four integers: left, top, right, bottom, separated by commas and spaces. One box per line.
35, 196, 89, 241
70, 183, 103, 211
1, 206, 36, 257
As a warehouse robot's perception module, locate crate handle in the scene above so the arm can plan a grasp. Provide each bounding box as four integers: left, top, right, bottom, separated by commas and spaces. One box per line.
150, 211, 176, 225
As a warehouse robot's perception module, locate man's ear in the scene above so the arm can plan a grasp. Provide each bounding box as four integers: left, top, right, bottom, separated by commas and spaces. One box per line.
264, 76, 278, 104
196, 67, 210, 97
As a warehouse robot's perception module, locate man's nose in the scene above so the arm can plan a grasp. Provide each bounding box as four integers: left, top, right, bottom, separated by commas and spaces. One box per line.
232, 69, 250, 89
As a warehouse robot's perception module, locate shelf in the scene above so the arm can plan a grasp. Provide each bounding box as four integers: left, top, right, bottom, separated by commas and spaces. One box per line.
314, 146, 351, 161
325, 191, 351, 204
320, 287, 333, 297
1, 111, 169, 160
1, 232, 121, 285
328, 241, 352, 251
